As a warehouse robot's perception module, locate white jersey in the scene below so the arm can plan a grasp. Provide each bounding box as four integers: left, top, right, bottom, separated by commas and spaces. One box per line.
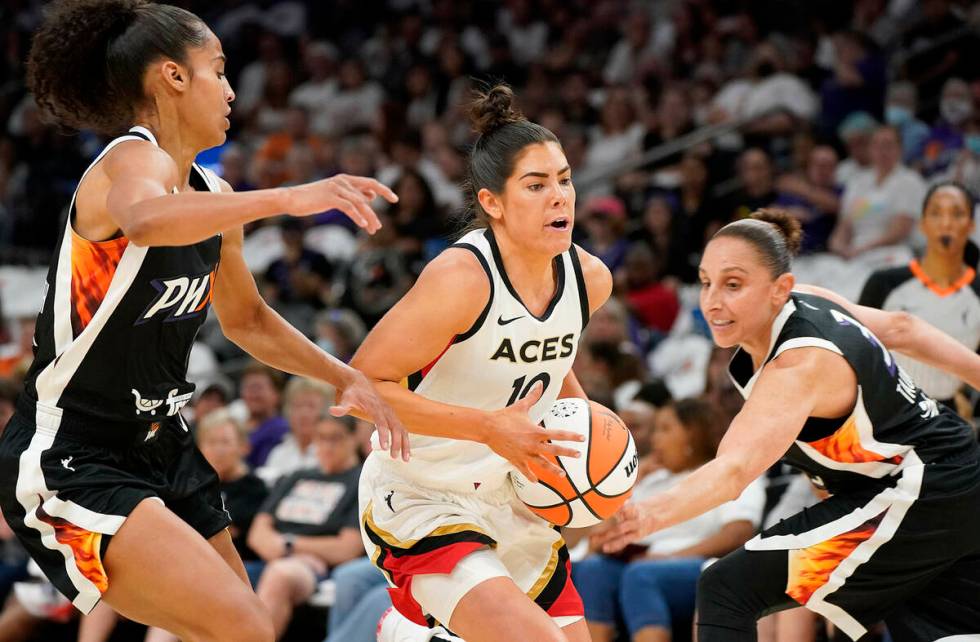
372, 228, 590, 492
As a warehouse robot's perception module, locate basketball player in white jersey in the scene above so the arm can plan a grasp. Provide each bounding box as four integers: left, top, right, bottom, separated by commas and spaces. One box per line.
0, 2, 406, 641
350, 85, 612, 642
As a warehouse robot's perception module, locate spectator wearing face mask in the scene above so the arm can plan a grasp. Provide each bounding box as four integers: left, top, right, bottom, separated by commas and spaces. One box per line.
920, 78, 974, 177
884, 81, 930, 166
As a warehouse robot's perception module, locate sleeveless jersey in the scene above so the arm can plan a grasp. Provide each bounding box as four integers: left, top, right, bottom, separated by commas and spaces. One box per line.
22, 126, 222, 426
729, 291, 976, 496
858, 261, 980, 400
375, 228, 591, 491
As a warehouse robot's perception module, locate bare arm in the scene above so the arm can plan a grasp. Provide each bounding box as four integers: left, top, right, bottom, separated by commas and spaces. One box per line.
211, 180, 405, 457
654, 520, 755, 560
828, 215, 854, 257
292, 528, 364, 567
247, 513, 285, 562
594, 348, 846, 551
101, 141, 395, 246
854, 214, 914, 253
796, 284, 980, 390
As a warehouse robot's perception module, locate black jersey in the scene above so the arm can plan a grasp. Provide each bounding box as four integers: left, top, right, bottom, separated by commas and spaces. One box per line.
22, 126, 222, 427
729, 291, 976, 496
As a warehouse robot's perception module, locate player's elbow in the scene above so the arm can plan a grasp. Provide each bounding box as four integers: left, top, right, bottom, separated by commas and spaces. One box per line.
220, 300, 266, 346
882, 310, 916, 352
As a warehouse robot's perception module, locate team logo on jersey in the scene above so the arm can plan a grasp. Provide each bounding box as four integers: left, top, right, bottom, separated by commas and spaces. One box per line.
490, 333, 575, 363
137, 269, 215, 324
132, 387, 193, 417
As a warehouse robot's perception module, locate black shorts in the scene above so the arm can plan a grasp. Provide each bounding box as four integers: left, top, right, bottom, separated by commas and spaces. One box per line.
0, 398, 230, 614
700, 452, 980, 641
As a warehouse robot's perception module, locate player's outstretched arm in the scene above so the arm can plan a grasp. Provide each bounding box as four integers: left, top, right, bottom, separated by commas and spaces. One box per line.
103, 141, 396, 247
796, 284, 980, 390
209, 180, 407, 460
592, 347, 839, 553
349, 247, 584, 482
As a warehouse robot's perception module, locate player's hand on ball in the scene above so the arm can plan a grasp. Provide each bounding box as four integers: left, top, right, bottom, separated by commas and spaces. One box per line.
332, 369, 410, 462
283, 174, 398, 233
592, 502, 655, 553
485, 382, 584, 483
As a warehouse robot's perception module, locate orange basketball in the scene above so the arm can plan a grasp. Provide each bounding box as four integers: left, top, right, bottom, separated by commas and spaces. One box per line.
510, 398, 639, 527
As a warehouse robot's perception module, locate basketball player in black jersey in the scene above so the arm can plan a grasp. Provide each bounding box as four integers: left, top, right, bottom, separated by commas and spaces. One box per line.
596, 210, 980, 640
0, 2, 407, 641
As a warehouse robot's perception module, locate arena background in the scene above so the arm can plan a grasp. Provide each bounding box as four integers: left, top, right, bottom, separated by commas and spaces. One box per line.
0, 1, 979, 641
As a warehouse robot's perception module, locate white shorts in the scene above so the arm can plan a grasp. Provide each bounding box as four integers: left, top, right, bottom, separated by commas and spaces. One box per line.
359, 453, 583, 630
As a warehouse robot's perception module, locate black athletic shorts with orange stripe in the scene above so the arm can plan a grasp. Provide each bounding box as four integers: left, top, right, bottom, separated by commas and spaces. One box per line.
0, 397, 230, 614
697, 449, 980, 641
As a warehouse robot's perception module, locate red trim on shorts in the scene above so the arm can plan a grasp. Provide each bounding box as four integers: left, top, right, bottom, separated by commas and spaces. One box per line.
382, 540, 488, 626
544, 559, 584, 617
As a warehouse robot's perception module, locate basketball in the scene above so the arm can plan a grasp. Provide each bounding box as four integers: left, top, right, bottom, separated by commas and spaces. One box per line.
510, 398, 639, 528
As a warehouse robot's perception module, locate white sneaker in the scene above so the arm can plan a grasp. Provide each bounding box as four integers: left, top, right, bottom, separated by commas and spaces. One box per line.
376, 607, 465, 642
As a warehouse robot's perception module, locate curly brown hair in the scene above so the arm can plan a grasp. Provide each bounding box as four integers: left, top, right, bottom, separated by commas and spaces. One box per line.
27, 0, 207, 135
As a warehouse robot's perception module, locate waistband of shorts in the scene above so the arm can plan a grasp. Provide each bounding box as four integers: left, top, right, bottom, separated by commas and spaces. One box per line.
365, 452, 515, 501
16, 395, 170, 448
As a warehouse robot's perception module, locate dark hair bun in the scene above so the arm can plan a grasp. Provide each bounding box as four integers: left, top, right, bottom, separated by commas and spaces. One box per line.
468, 84, 526, 137
28, 0, 144, 132
751, 209, 802, 256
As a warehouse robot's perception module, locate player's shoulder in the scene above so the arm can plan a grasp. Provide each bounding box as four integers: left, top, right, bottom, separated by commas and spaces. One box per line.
572, 244, 612, 312
417, 240, 492, 297
102, 137, 178, 182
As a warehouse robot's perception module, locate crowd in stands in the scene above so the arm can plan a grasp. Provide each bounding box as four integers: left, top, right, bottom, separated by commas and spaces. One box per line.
1, 0, 980, 640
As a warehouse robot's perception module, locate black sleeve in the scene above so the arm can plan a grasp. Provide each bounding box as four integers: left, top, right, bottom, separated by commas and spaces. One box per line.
858, 267, 912, 309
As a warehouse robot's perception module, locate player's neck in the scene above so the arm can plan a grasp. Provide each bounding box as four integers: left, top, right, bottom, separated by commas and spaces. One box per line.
132, 113, 200, 189
918, 253, 968, 288
491, 229, 559, 314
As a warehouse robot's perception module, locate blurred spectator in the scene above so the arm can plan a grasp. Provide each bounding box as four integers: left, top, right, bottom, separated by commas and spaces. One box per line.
775, 144, 842, 252
580, 195, 630, 272
322, 60, 384, 137
218, 143, 256, 192
313, 308, 368, 364
834, 111, 878, 184
234, 31, 287, 117
723, 148, 777, 223
584, 88, 645, 196
289, 41, 339, 137
899, 0, 980, 122
190, 382, 231, 427
260, 378, 334, 485
497, 0, 549, 67
384, 168, 451, 270
263, 219, 334, 312
197, 409, 268, 562
884, 81, 930, 166
250, 59, 297, 136
619, 395, 663, 480
618, 242, 680, 336
920, 77, 973, 177
238, 363, 289, 469
603, 9, 662, 86
576, 398, 763, 642
254, 105, 325, 186
324, 556, 391, 642
341, 213, 414, 327
629, 194, 696, 284
641, 86, 695, 184
248, 416, 363, 639
830, 125, 926, 260
937, 116, 980, 197
818, 30, 886, 135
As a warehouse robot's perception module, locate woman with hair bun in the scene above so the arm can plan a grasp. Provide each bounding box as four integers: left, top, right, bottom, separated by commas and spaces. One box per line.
597, 209, 980, 640
0, 2, 407, 641
351, 84, 612, 641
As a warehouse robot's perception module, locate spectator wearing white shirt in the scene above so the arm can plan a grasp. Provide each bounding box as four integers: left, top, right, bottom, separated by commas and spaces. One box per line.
830, 125, 926, 261
258, 377, 334, 486
288, 41, 339, 137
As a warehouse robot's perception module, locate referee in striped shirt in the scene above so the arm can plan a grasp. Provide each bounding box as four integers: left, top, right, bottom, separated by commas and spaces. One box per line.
859, 182, 980, 414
